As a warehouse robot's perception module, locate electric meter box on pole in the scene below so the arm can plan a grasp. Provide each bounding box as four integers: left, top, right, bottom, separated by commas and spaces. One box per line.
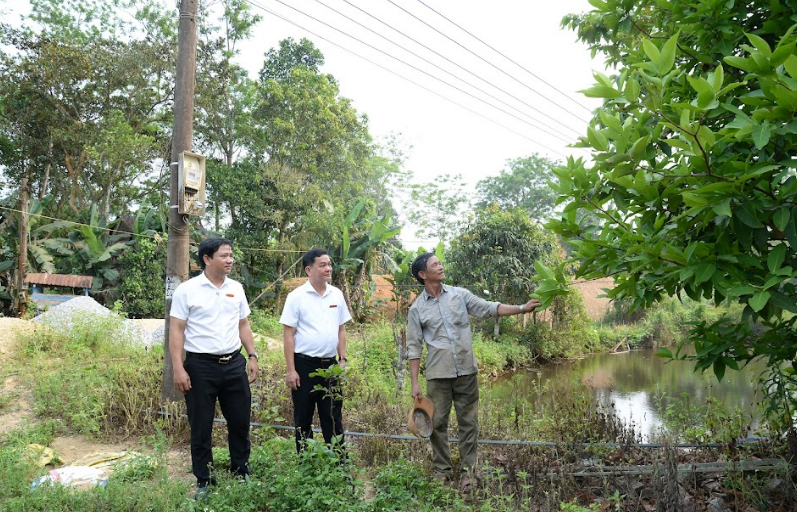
177, 151, 206, 216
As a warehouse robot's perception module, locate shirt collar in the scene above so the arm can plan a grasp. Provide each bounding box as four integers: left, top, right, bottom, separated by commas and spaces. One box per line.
300, 279, 330, 297
199, 271, 228, 289
423, 284, 449, 301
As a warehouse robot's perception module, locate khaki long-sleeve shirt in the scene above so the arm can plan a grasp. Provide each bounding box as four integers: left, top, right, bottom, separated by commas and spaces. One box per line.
407, 285, 499, 380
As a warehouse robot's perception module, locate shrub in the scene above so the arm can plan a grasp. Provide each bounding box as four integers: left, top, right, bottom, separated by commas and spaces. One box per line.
115, 237, 166, 318
595, 323, 652, 351
524, 288, 599, 360
371, 457, 467, 511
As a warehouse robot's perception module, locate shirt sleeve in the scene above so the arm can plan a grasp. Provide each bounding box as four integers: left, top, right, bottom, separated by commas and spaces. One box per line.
407, 305, 423, 360
460, 287, 499, 319
338, 291, 353, 325
170, 283, 189, 320
279, 291, 298, 328
239, 284, 251, 320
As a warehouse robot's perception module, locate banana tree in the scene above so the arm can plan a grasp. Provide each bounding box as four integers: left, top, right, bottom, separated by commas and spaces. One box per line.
64, 204, 129, 290
333, 199, 401, 321
0, 197, 73, 311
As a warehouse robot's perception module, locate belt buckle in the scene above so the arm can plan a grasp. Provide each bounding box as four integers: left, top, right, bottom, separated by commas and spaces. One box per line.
218, 354, 232, 365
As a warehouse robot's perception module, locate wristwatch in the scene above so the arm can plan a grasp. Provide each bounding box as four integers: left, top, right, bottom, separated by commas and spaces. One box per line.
248, 352, 258, 359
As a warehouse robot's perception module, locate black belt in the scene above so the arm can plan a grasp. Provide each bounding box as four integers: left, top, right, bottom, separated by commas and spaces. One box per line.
294, 353, 337, 364
186, 349, 241, 365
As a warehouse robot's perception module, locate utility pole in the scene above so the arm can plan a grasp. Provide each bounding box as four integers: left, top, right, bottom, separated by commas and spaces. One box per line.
162, 0, 198, 402
16, 178, 28, 317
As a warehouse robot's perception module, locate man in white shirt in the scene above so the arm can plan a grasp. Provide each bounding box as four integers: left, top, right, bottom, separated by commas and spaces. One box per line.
280, 248, 352, 453
169, 238, 258, 499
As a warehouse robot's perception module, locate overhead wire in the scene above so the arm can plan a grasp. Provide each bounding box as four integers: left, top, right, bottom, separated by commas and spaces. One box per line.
244, 0, 570, 156
326, 0, 581, 138
387, 0, 593, 125
413, 0, 595, 117
264, 0, 576, 145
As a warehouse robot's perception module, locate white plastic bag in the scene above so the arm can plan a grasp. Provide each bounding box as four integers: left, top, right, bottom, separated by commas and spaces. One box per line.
31, 466, 108, 489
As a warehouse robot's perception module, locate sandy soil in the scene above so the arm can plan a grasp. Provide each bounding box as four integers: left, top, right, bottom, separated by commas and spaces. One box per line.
571, 277, 614, 321
47, 435, 193, 481
129, 318, 166, 332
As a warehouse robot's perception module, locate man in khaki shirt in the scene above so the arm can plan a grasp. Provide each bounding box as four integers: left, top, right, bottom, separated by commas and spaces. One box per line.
408, 253, 540, 488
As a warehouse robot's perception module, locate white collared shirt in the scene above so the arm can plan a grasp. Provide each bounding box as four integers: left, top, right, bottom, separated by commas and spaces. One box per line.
279, 280, 352, 358
171, 272, 251, 355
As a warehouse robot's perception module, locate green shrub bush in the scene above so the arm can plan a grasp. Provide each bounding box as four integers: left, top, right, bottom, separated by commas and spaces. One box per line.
115, 237, 166, 318
371, 458, 467, 511
522, 288, 599, 360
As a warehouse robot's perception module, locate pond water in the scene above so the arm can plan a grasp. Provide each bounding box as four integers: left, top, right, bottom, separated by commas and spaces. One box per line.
487, 349, 764, 441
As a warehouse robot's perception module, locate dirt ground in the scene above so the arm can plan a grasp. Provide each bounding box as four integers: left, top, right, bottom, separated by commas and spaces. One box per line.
0, 317, 193, 483
47, 435, 193, 482
571, 277, 614, 321
129, 318, 166, 331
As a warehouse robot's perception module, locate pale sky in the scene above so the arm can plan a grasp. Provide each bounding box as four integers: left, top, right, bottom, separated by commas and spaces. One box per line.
232, 0, 603, 246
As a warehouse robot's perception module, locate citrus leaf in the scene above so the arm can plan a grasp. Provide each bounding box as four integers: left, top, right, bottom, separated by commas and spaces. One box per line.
749, 290, 770, 312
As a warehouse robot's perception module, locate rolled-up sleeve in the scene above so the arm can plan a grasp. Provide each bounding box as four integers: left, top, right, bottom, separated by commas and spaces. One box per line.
461, 288, 499, 319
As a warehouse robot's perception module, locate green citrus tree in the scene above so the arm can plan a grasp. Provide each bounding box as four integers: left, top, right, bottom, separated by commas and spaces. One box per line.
538, 0, 797, 431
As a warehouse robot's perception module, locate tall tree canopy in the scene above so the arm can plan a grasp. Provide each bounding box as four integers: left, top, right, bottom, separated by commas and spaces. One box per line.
0, 1, 408, 313
542, 0, 797, 426
475, 154, 559, 222
194, 0, 261, 232
407, 173, 470, 245
448, 204, 558, 308
205, 38, 401, 286
0, 0, 175, 217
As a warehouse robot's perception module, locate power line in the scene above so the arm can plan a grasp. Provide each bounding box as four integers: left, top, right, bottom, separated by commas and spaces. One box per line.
413, 0, 594, 116
244, 0, 570, 156
265, 0, 576, 144
389, 0, 593, 124
328, 0, 581, 137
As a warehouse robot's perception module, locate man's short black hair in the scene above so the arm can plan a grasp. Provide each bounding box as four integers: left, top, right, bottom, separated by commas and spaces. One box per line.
198, 237, 233, 269
411, 252, 435, 285
302, 248, 329, 270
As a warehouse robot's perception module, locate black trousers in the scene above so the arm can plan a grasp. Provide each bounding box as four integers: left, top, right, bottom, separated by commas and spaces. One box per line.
292, 353, 344, 453
184, 352, 251, 486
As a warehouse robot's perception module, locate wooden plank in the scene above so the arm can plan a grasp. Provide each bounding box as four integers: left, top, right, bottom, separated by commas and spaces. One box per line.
25, 273, 93, 288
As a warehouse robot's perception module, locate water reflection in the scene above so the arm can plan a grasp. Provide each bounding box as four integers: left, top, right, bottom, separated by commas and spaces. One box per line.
488, 350, 763, 441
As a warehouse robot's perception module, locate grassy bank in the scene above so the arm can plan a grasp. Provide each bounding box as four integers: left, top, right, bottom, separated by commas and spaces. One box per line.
0, 302, 793, 511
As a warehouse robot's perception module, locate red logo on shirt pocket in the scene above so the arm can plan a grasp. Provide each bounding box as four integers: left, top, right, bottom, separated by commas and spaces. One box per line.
330, 304, 338, 308
226, 294, 235, 297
